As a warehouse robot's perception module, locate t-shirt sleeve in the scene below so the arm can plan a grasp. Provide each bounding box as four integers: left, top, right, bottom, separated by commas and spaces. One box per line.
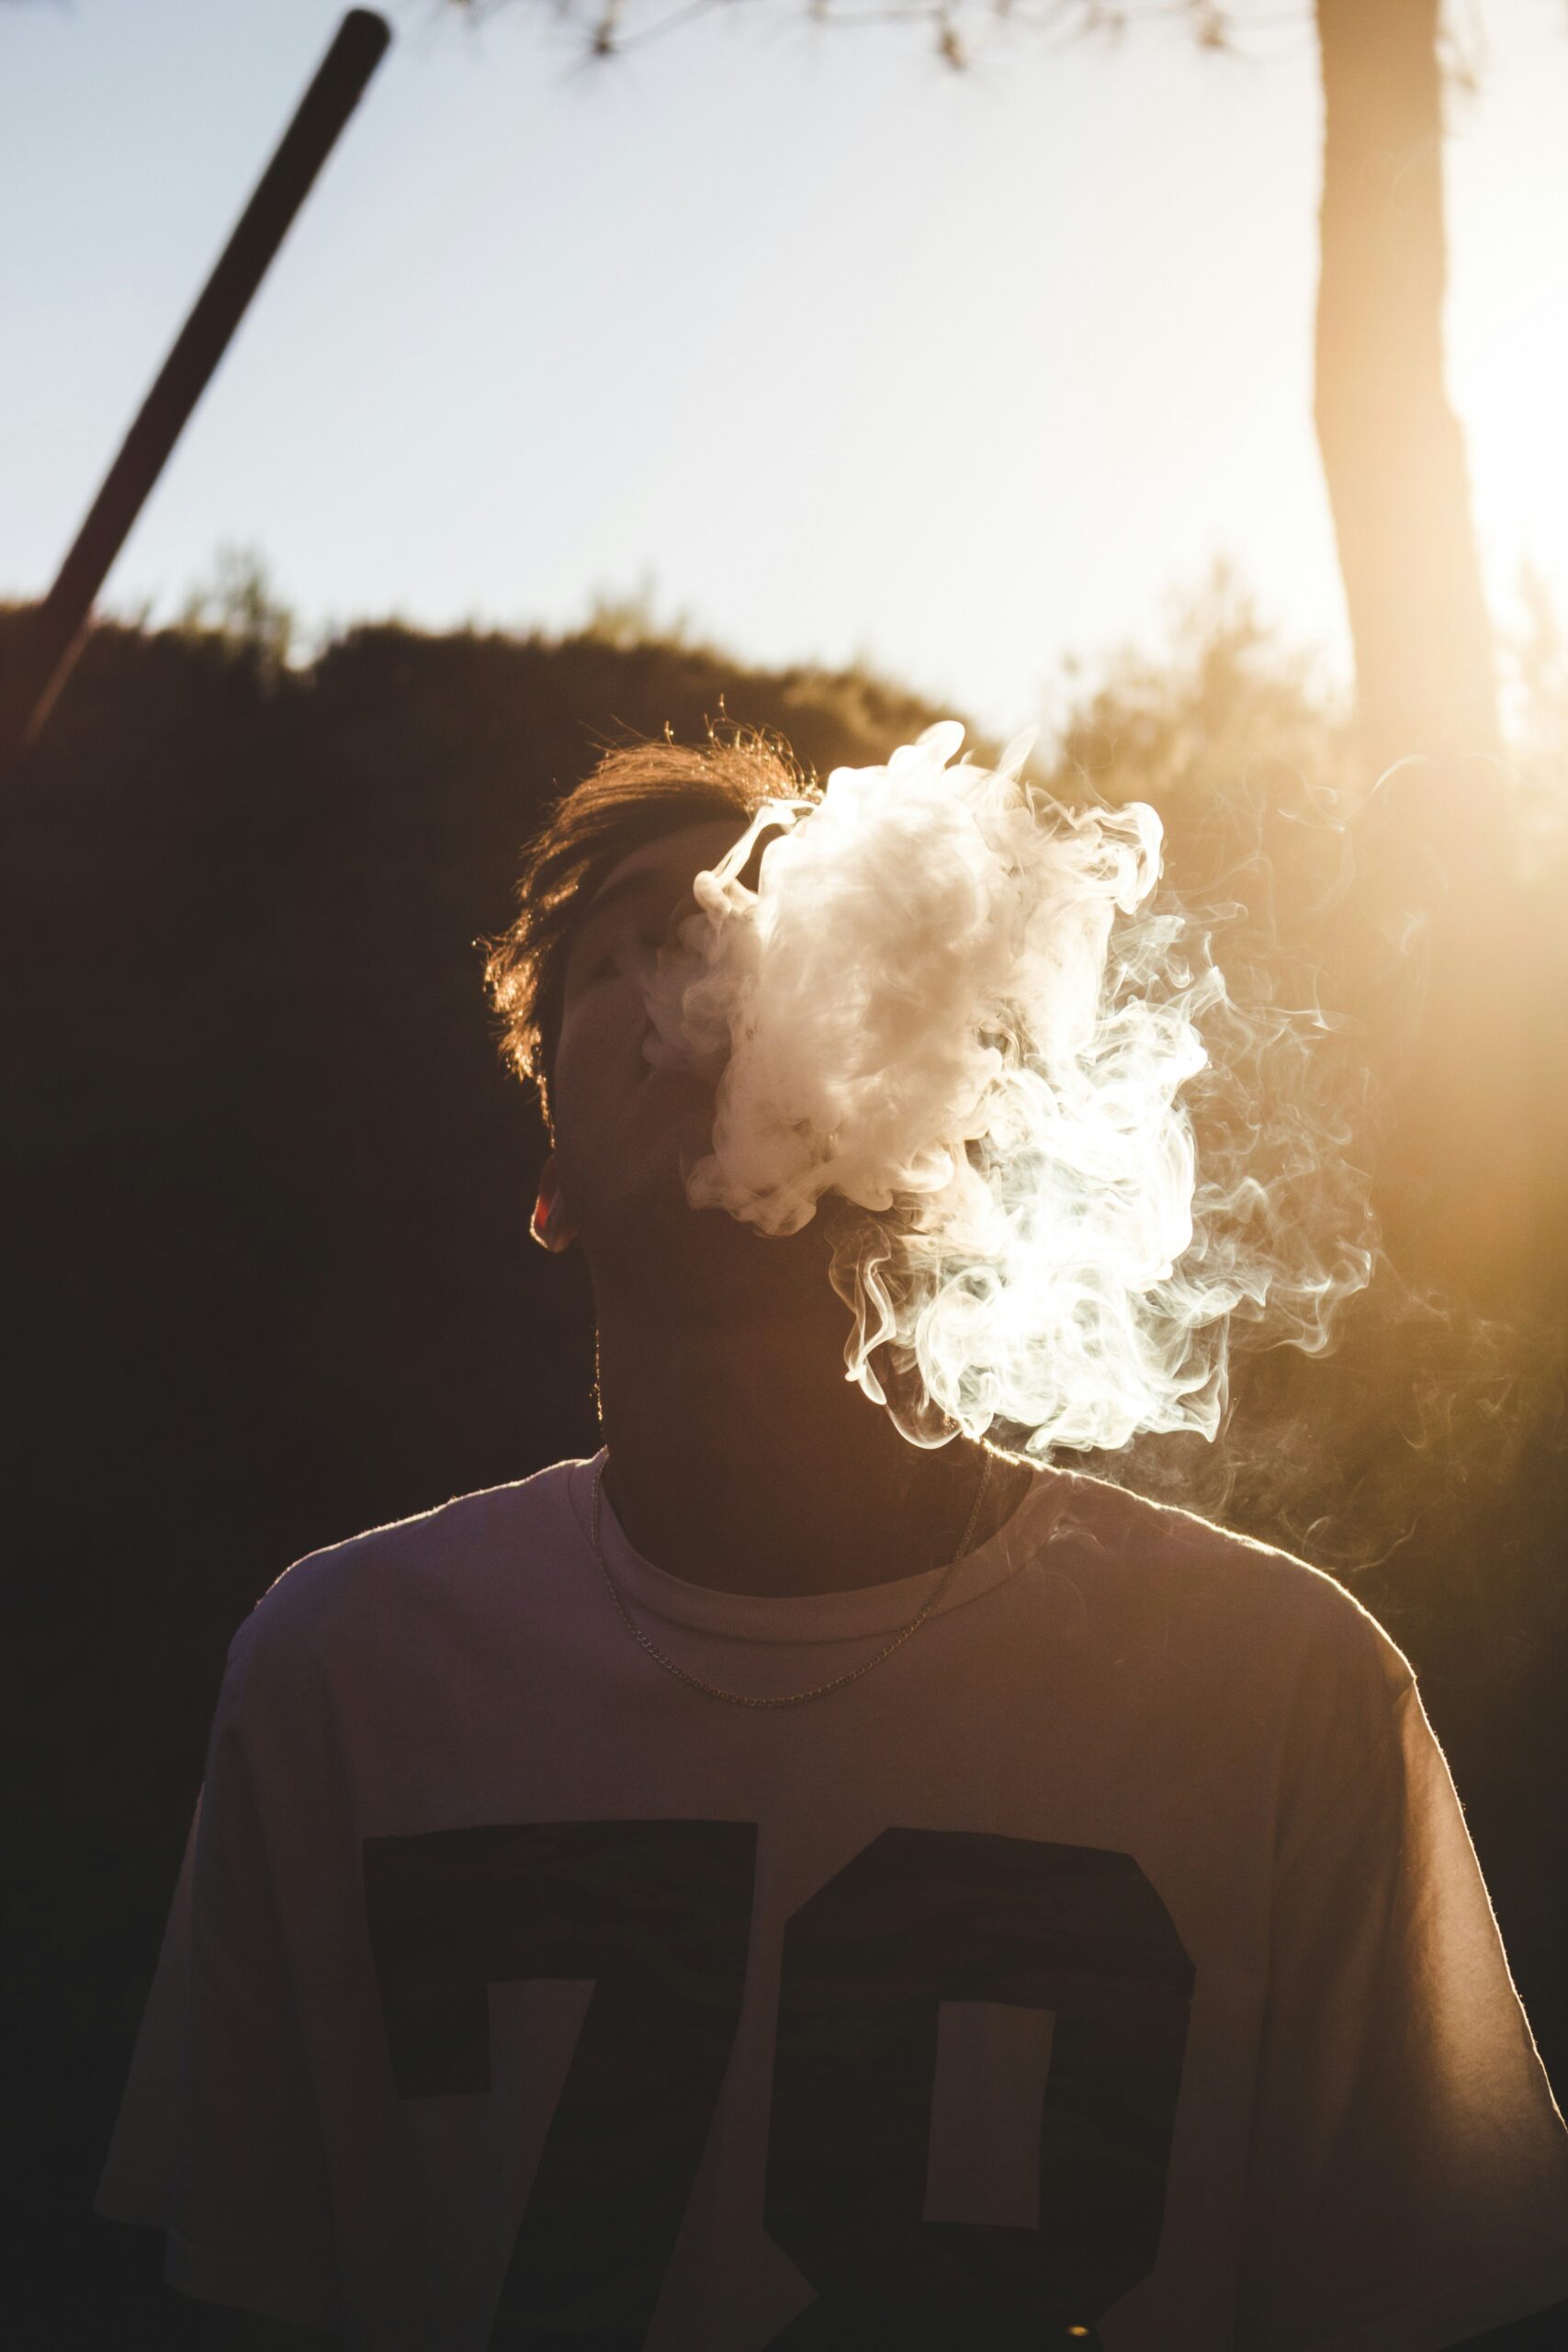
95, 1642, 341, 2334
1238, 1634, 1568, 2351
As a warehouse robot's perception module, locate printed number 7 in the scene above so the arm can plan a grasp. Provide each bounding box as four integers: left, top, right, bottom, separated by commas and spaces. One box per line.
364, 1821, 1192, 2349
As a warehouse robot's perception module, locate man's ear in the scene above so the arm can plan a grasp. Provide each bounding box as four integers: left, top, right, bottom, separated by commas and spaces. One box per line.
530, 1155, 579, 1254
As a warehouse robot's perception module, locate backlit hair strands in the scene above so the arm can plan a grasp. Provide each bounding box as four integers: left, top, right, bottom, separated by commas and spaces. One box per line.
484, 729, 816, 1128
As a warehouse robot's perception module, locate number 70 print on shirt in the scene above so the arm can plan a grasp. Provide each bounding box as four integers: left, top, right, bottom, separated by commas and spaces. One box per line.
363, 1820, 1195, 2351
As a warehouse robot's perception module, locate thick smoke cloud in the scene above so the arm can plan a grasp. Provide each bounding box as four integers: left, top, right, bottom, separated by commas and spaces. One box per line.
644, 722, 1374, 1456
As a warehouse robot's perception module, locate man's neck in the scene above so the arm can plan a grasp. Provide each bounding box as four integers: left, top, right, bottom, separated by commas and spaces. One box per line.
594, 1298, 1033, 1599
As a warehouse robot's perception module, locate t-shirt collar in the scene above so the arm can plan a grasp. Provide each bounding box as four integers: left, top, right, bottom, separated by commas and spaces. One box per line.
565, 1448, 1067, 1648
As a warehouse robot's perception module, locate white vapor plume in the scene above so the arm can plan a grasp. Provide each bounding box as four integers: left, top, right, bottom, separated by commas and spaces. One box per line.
643, 721, 1374, 1456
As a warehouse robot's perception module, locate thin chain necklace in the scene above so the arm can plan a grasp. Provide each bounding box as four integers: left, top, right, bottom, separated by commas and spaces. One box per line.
588, 1450, 994, 1710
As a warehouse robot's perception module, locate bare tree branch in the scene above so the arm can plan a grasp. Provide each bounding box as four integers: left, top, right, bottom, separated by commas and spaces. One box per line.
444, 0, 1312, 69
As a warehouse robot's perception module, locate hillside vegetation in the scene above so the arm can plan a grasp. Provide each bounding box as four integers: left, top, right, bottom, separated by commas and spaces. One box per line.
4, 597, 1564, 2333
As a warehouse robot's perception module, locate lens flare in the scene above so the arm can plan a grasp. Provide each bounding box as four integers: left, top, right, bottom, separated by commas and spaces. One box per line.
643, 721, 1373, 1456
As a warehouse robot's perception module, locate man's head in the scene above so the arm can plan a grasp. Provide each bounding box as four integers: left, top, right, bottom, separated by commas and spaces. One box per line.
486, 730, 817, 1280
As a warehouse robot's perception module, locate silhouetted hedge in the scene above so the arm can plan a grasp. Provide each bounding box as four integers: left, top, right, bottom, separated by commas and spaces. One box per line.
4, 607, 1562, 2339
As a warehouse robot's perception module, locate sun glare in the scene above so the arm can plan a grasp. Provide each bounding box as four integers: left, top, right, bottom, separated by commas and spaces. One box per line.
1447, 23, 1568, 662
1453, 279, 1568, 606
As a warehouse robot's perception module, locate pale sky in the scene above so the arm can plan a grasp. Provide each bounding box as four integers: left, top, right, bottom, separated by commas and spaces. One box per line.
3, 0, 1566, 736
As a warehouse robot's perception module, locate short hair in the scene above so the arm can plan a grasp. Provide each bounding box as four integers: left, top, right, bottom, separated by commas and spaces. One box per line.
485, 729, 816, 1126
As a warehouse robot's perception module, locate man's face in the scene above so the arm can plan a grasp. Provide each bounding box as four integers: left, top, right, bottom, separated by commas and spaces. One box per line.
547, 819, 751, 1278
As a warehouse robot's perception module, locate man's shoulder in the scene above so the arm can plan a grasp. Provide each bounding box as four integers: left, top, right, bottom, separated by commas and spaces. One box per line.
228, 1457, 587, 1677
1042, 1467, 1414, 1696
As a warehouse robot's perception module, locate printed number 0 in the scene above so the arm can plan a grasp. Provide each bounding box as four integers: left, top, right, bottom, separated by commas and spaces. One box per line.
766, 1827, 1192, 2347
363, 1823, 1192, 2350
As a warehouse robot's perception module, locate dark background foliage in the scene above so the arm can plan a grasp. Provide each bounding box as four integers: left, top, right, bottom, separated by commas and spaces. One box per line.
4, 603, 1563, 2340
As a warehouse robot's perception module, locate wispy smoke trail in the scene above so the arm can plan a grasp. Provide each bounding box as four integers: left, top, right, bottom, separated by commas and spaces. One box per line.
644, 721, 1375, 1457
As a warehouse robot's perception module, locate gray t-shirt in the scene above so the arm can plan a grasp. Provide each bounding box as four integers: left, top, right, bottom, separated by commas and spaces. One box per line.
97, 1454, 1568, 2348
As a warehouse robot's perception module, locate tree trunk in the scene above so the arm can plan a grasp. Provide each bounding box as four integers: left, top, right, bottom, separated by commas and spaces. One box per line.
1314, 0, 1498, 778
1315, 1, 1533, 1304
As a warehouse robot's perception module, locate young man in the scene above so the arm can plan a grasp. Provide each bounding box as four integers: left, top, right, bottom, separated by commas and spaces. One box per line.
99, 735, 1568, 2349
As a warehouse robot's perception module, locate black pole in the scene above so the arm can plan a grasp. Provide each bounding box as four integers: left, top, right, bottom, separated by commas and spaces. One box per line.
0, 8, 391, 768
